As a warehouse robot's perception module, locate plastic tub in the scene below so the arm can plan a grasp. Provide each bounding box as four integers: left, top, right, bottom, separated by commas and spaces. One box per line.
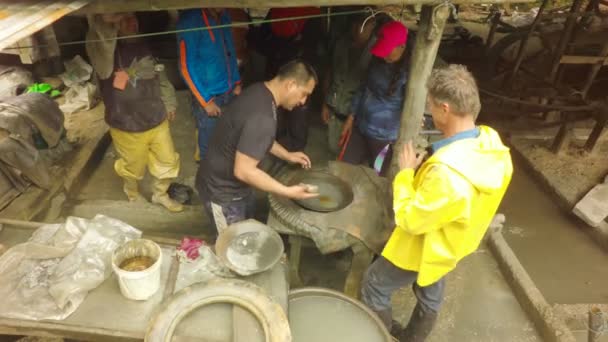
111, 239, 162, 300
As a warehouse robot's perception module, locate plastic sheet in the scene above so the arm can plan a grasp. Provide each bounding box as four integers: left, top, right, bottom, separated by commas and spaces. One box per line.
174, 245, 234, 293
0, 215, 141, 320
58, 55, 98, 114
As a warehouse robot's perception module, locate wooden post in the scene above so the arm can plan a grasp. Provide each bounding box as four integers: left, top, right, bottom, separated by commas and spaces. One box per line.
588, 306, 603, 342
389, 4, 450, 181
584, 115, 607, 155
549, 0, 585, 83
485, 11, 501, 53
581, 39, 608, 99
550, 113, 574, 154
504, 0, 550, 88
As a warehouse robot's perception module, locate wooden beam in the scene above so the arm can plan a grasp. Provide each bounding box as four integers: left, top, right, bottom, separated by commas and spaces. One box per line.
389, 4, 449, 180
79, 0, 535, 14
560, 55, 608, 65
0, 0, 91, 52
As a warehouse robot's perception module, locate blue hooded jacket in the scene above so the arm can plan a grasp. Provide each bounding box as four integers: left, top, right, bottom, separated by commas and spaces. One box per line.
351, 58, 408, 141
177, 9, 240, 106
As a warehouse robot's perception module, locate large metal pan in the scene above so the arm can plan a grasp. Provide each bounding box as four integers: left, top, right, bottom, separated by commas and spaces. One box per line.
288, 287, 393, 342
289, 171, 354, 212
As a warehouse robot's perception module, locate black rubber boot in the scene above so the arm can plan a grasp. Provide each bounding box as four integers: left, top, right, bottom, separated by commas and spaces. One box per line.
373, 308, 393, 331
399, 304, 438, 342
372, 309, 404, 339
390, 320, 404, 337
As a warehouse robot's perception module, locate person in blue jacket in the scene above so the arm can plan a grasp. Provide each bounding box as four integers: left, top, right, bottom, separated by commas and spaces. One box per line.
177, 8, 241, 161
339, 20, 410, 175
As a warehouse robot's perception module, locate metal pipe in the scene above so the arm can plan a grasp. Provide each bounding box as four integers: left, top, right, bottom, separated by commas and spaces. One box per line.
505, 0, 550, 88
549, 0, 586, 82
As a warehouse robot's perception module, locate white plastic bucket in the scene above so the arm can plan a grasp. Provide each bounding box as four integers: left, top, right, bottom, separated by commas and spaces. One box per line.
111, 239, 162, 300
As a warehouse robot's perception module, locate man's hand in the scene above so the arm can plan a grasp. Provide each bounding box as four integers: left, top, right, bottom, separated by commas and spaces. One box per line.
167, 111, 176, 121
285, 184, 319, 200
234, 84, 242, 96
204, 102, 222, 117
286, 152, 312, 169
339, 115, 354, 147
399, 141, 426, 170
321, 104, 331, 125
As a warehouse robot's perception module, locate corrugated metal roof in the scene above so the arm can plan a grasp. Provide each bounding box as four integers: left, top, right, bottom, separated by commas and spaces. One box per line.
0, 0, 91, 52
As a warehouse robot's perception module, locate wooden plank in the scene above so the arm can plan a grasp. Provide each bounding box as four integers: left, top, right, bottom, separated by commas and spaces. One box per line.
560, 55, 608, 65
79, 0, 535, 13
63, 130, 110, 192
0, 0, 91, 52
0, 318, 141, 342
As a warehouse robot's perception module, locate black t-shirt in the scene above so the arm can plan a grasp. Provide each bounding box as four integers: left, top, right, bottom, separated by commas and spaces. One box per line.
196, 83, 277, 204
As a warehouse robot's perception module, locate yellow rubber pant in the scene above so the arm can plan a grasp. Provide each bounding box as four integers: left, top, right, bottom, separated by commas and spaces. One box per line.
110, 120, 180, 181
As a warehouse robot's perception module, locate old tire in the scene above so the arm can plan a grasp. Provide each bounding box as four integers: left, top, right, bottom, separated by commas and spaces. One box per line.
145, 279, 291, 342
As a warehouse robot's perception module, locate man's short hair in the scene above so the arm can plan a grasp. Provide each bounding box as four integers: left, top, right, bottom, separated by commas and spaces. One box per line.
427, 64, 481, 119
276, 60, 318, 86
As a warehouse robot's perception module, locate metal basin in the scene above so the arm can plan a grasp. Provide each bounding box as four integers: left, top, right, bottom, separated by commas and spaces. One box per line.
215, 219, 284, 276
289, 171, 354, 212
288, 288, 392, 342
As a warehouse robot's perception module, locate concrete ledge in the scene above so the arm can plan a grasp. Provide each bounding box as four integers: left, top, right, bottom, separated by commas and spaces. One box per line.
64, 199, 211, 239
508, 141, 608, 252
487, 230, 577, 342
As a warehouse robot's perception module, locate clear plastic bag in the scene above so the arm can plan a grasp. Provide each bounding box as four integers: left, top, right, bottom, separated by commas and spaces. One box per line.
0, 215, 141, 320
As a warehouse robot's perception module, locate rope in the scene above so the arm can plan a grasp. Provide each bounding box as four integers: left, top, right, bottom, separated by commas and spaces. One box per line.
4, 9, 371, 51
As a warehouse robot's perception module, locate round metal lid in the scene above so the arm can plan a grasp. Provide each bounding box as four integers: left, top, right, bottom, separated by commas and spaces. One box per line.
288, 287, 392, 342
289, 171, 354, 212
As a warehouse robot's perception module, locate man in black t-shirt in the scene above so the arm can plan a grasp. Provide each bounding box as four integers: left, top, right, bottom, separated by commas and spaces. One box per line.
196, 60, 318, 233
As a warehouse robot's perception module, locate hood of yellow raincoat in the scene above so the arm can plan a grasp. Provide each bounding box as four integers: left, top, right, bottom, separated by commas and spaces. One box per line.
382, 125, 513, 287
430, 125, 512, 193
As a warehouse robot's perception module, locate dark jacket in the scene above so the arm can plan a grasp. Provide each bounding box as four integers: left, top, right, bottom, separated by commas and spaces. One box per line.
100, 41, 176, 132
351, 58, 408, 142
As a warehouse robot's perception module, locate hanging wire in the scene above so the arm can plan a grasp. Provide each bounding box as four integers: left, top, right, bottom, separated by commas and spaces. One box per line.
3, 9, 369, 51
360, 6, 397, 33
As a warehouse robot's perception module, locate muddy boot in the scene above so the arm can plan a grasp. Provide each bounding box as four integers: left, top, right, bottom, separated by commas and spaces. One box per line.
123, 178, 146, 203
390, 320, 404, 337
398, 304, 438, 342
372, 309, 394, 331
151, 178, 184, 212
373, 309, 404, 338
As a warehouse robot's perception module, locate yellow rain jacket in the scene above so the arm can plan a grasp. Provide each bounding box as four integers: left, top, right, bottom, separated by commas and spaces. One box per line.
382, 125, 513, 286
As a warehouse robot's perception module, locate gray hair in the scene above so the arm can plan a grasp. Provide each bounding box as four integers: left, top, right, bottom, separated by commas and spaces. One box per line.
426, 64, 481, 119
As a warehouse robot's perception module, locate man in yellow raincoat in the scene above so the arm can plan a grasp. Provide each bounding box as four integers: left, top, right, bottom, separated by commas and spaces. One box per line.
361, 64, 513, 341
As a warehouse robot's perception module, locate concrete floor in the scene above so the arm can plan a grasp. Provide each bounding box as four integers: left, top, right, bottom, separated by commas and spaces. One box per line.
298, 246, 541, 342
58, 90, 542, 341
